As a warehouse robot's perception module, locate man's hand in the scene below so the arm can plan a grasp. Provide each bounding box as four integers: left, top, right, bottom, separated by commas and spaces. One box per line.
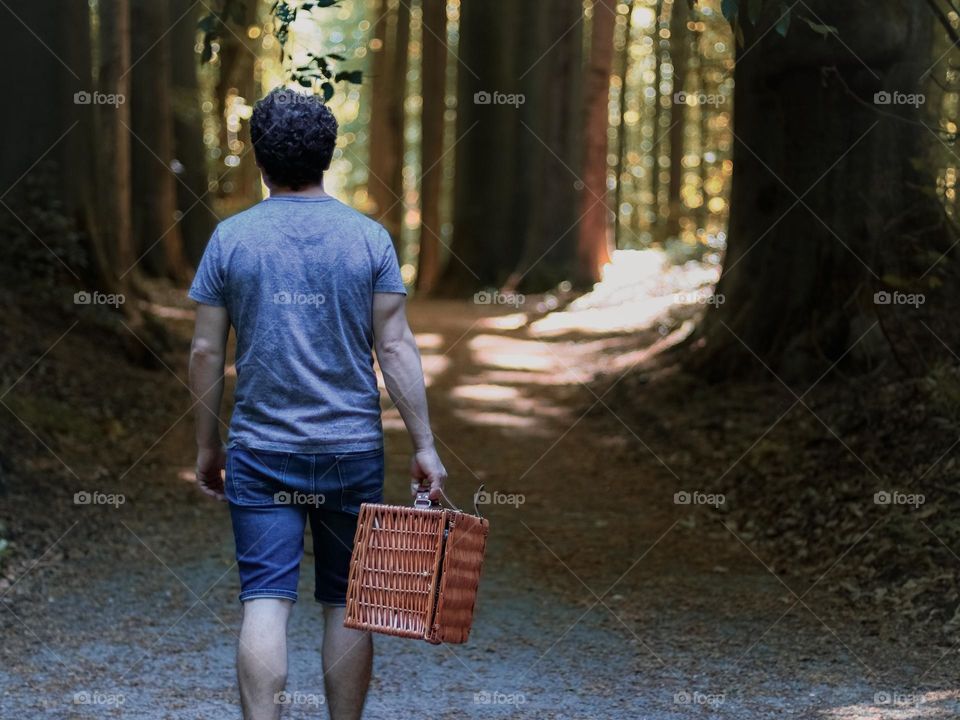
410, 446, 447, 501
196, 445, 227, 501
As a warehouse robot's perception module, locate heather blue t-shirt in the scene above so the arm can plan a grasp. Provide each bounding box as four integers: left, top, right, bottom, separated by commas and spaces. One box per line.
188, 195, 407, 453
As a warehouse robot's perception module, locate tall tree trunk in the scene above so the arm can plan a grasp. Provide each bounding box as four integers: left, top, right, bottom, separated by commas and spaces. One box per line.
505, 0, 584, 292
415, 0, 447, 293
214, 0, 260, 207
689, 0, 960, 381
613, 0, 636, 251
665, 0, 689, 240
367, 0, 410, 252
171, 0, 219, 267
131, 0, 190, 283
435, 0, 524, 293
575, 0, 616, 287
99, 0, 136, 293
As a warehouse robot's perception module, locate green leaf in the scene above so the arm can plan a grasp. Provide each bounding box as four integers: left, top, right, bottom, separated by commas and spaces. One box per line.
721, 0, 738, 23
775, 4, 791, 36
334, 70, 363, 84
321, 82, 334, 102
800, 16, 838, 36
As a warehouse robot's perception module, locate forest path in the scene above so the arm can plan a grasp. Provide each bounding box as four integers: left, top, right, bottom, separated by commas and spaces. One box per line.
1, 298, 956, 719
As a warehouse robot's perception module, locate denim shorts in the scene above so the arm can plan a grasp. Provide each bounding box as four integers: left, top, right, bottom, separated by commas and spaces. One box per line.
224, 446, 384, 605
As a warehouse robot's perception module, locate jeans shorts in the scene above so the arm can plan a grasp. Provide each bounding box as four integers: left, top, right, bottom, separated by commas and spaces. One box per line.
224, 446, 384, 605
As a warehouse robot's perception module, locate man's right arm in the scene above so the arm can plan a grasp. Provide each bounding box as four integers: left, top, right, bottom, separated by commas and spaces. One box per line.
372, 293, 448, 500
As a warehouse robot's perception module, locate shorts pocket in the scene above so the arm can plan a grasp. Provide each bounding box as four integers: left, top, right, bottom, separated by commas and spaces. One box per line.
336, 449, 384, 511
227, 448, 290, 507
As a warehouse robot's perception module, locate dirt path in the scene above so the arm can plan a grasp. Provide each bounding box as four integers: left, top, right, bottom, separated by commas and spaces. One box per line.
1, 299, 958, 719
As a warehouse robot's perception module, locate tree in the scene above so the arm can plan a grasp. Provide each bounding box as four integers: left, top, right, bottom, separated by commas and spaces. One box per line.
171, 0, 219, 267
688, 0, 960, 381
438, 0, 586, 295
415, 0, 448, 293
131, 0, 190, 283
665, 0, 689, 240
576, 0, 617, 286
367, 0, 410, 251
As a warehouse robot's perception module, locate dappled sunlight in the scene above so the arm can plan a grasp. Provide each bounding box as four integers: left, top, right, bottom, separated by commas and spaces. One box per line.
477, 312, 529, 331
414, 332, 445, 351
529, 249, 720, 338
449, 384, 521, 402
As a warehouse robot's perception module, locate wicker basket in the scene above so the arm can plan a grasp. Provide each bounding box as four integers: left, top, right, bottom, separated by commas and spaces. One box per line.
344, 493, 489, 644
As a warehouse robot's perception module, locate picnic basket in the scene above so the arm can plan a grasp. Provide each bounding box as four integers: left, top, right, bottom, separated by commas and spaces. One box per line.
344, 489, 490, 644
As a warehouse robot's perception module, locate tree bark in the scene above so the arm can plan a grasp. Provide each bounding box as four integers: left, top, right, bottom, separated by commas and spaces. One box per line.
367, 0, 410, 252
131, 0, 190, 282
415, 0, 447, 293
99, 0, 137, 293
171, 0, 219, 267
665, 0, 689, 240
688, 0, 960, 381
575, 0, 616, 287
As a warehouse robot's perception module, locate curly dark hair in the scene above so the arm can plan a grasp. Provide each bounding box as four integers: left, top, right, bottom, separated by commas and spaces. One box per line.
250, 88, 339, 190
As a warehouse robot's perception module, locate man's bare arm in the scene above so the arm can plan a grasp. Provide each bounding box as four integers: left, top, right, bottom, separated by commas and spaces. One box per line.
373, 293, 447, 499
189, 304, 230, 497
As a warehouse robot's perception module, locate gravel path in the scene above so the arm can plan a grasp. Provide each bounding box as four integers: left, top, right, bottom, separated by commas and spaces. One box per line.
2, 299, 958, 719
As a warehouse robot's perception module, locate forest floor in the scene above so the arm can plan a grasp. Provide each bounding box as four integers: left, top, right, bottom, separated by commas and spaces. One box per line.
1, 250, 959, 719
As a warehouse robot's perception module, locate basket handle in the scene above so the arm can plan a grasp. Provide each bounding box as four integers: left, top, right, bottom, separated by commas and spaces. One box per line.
413, 485, 462, 512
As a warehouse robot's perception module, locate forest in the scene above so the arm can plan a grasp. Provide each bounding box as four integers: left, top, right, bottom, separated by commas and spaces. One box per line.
1, 0, 960, 718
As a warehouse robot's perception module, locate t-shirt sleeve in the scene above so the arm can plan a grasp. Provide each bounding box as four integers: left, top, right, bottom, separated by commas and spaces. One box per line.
373, 228, 407, 295
188, 228, 227, 306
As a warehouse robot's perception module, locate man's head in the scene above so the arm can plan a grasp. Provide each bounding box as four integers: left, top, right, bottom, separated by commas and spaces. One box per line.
250, 88, 339, 190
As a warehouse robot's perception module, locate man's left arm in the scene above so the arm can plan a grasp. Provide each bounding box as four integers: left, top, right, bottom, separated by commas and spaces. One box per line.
189, 304, 230, 499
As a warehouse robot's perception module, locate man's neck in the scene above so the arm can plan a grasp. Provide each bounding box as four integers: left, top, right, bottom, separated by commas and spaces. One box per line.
268, 183, 328, 199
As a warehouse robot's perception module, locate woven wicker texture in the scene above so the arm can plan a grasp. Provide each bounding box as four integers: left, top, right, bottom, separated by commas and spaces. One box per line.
428, 512, 490, 643
344, 503, 489, 644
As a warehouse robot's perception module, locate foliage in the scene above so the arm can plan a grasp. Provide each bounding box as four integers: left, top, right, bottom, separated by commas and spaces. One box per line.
714, 0, 837, 42
198, 0, 362, 102
0, 165, 88, 293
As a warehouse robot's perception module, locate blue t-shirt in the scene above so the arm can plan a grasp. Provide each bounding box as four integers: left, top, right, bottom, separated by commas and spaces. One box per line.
188, 195, 407, 453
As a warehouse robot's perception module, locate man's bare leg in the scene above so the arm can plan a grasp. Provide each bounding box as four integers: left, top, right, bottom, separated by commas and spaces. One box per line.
238, 598, 293, 720
321, 606, 372, 720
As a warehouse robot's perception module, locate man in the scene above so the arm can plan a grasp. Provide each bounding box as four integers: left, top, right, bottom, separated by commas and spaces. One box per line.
187, 87, 447, 720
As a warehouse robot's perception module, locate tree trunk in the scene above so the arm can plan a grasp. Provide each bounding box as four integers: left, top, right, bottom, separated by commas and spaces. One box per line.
506, 0, 584, 293
665, 0, 689, 240
689, 0, 960, 381
613, 0, 636, 251
214, 0, 260, 207
171, 0, 219, 267
131, 0, 190, 282
575, 0, 616, 287
367, 0, 410, 252
415, 0, 447, 293
435, 0, 524, 294
99, 0, 136, 293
